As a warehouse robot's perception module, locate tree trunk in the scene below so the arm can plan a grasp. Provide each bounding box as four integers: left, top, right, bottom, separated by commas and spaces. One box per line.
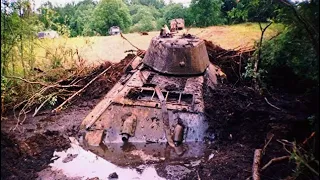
253, 22, 273, 91
19, 6, 26, 77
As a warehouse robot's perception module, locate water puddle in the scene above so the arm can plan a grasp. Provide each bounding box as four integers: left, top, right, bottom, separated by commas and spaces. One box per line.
40, 137, 214, 179
45, 137, 165, 180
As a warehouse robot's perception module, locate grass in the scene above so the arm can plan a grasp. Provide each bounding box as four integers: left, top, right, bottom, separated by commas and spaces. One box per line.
188, 22, 284, 49
33, 22, 284, 67
1, 22, 284, 113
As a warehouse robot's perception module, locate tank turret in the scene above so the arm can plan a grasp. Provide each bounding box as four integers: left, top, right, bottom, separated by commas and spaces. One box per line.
143, 35, 210, 75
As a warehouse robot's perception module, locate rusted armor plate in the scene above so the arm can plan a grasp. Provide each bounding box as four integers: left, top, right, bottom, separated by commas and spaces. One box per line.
143, 35, 210, 75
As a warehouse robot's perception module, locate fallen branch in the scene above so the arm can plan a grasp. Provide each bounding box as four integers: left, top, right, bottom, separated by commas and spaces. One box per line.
252, 149, 262, 180
197, 170, 201, 180
302, 131, 315, 145
262, 133, 274, 154
261, 156, 290, 172
33, 93, 58, 117
6, 75, 48, 86
5, 75, 83, 88
264, 97, 282, 111
52, 65, 112, 113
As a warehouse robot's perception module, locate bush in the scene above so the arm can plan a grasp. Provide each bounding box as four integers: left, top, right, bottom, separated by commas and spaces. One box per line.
259, 28, 318, 92
130, 16, 157, 32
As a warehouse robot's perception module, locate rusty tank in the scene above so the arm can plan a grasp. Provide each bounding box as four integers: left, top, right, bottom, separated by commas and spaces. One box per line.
80, 32, 220, 166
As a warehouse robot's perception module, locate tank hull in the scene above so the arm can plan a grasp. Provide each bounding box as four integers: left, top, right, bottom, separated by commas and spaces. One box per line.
80, 35, 219, 164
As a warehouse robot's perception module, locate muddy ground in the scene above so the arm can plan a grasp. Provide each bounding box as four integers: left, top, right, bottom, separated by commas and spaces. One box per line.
1, 56, 318, 179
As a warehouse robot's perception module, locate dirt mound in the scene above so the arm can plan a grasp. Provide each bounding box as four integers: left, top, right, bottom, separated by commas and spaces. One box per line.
202, 83, 313, 179
1, 131, 70, 180
57, 53, 135, 102
80, 53, 135, 100
205, 40, 254, 84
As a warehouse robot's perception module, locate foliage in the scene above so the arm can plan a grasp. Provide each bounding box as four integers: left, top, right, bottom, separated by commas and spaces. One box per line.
70, 1, 96, 36
163, 3, 187, 24
258, 29, 317, 92
278, 139, 319, 179
92, 0, 132, 35
247, 0, 319, 93
129, 0, 165, 9
227, 0, 279, 24
189, 0, 226, 27
38, 3, 71, 36
131, 6, 154, 24
221, 0, 237, 24
131, 16, 157, 32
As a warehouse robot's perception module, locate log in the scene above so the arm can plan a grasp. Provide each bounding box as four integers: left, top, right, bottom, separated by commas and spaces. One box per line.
252, 149, 262, 180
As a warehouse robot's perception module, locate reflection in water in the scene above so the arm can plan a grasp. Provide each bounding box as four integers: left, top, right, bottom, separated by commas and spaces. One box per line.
121, 142, 137, 152
42, 137, 215, 180
48, 137, 165, 180
86, 139, 208, 166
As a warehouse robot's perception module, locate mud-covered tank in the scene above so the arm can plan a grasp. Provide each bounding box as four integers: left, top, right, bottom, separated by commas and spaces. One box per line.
80, 33, 219, 165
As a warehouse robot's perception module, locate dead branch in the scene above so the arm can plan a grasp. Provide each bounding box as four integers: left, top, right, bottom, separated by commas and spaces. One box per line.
197, 170, 201, 180
120, 32, 141, 50
302, 131, 315, 145
6, 75, 48, 86
5, 75, 83, 88
261, 156, 290, 172
32, 93, 58, 117
254, 22, 273, 91
262, 133, 274, 154
264, 97, 282, 111
252, 149, 262, 180
52, 65, 112, 113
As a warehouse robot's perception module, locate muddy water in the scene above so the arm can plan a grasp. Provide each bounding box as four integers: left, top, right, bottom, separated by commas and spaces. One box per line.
39, 137, 165, 180
38, 137, 215, 180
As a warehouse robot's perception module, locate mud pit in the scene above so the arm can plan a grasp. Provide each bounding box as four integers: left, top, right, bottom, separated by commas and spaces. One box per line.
1, 47, 316, 179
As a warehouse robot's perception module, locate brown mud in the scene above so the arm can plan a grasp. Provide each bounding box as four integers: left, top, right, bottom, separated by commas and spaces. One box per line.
1, 54, 135, 180
1, 47, 317, 179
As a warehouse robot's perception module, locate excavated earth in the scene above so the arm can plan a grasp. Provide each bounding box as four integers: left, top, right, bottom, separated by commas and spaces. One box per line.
1, 51, 318, 179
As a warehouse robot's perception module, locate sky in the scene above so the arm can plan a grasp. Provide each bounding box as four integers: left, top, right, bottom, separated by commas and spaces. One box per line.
33, 0, 192, 9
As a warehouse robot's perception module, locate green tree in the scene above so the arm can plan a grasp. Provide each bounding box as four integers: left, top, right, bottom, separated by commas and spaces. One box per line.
221, 0, 237, 23
38, 2, 70, 36
131, 6, 155, 24
130, 0, 165, 9
130, 6, 157, 32
92, 0, 132, 35
1, 0, 43, 76
73, 1, 95, 36
163, 3, 187, 24
227, 0, 278, 23
189, 0, 225, 27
